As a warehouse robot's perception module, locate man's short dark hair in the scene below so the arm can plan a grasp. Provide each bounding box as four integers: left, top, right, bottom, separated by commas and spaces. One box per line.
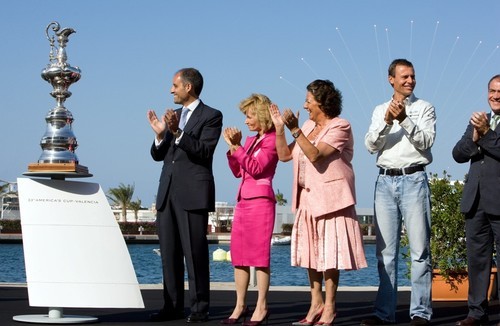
388, 59, 414, 77
488, 74, 500, 88
178, 68, 204, 96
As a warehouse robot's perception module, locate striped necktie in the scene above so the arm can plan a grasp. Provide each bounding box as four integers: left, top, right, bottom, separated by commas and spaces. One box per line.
491, 115, 500, 130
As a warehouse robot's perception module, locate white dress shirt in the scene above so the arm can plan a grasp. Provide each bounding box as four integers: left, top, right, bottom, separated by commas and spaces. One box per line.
364, 94, 436, 169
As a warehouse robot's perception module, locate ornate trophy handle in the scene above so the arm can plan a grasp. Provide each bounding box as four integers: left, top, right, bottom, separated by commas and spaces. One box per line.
45, 22, 59, 63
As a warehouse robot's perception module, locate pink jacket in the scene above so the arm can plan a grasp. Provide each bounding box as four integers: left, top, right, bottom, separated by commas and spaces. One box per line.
227, 130, 278, 202
291, 118, 356, 218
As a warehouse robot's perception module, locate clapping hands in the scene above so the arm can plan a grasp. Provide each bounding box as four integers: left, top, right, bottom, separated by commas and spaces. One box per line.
147, 108, 181, 140
223, 127, 242, 148
268, 104, 299, 133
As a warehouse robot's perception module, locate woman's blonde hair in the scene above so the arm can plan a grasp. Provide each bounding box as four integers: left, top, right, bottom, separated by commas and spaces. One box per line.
239, 93, 274, 133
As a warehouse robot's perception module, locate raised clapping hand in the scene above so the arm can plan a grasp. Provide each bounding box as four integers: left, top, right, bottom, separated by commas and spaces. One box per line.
268, 104, 284, 132
147, 109, 167, 140
282, 109, 300, 131
164, 109, 180, 134
470, 111, 489, 142
223, 127, 242, 146
268, 104, 300, 133
147, 109, 182, 140
385, 99, 407, 124
223, 127, 242, 154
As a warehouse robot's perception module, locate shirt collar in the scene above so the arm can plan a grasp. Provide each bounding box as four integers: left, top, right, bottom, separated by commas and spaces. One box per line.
391, 93, 416, 106
184, 99, 200, 112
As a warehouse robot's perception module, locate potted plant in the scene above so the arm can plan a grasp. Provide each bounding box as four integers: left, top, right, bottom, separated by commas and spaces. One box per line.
402, 171, 496, 301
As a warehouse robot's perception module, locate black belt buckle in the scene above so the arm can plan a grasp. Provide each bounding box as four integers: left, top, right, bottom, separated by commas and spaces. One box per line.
379, 165, 424, 176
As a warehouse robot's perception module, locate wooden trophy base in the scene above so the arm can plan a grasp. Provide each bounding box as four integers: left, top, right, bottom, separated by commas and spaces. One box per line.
25, 162, 92, 179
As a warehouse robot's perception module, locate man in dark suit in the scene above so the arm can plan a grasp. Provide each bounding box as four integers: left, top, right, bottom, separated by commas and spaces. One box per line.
147, 68, 223, 323
452, 74, 500, 326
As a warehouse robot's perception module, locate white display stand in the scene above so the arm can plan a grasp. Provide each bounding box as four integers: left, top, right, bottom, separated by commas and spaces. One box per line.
14, 178, 144, 324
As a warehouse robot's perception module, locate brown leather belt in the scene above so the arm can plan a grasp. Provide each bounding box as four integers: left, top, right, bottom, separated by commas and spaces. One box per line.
379, 165, 424, 176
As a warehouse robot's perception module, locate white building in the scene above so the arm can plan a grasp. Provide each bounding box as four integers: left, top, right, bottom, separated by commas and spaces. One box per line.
110, 204, 157, 222
208, 202, 234, 233
1, 193, 20, 220
0, 182, 20, 220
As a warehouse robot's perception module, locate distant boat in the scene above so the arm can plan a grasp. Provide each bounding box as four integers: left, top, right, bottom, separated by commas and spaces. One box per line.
271, 236, 291, 246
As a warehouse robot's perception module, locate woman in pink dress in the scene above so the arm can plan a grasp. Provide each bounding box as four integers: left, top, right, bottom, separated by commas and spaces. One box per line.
269, 80, 367, 326
222, 93, 278, 325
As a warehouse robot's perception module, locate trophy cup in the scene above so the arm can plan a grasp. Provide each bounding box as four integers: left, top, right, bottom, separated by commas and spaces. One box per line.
26, 21, 90, 178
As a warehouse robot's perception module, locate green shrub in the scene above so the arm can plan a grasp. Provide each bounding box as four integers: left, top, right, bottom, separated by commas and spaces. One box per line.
281, 223, 293, 235
0, 219, 21, 233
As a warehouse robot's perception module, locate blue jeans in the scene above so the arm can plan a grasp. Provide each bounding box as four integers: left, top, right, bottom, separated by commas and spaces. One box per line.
373, 171, 432, 322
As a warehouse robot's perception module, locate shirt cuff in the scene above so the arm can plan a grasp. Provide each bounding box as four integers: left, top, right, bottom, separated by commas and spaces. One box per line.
399, 116, 413, 131
174, 131, 184, 145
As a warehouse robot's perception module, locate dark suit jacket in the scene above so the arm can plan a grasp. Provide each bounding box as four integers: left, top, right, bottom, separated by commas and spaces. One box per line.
452, 115, 500, 215
151, 100, 223, 212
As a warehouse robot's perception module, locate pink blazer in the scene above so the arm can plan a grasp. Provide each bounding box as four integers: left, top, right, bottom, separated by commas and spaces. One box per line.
290, 118, 356, 218
227, 130, 278, 202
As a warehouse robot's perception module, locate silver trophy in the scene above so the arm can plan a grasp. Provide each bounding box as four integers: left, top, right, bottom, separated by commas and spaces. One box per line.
27, 21, 89, 176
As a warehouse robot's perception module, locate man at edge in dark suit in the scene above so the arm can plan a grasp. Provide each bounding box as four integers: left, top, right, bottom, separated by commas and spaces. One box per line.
147, 67, 223, 323
452, 74, 500, 326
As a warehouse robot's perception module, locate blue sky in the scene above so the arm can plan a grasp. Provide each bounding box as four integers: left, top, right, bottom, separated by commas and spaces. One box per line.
1, 1, 500, 209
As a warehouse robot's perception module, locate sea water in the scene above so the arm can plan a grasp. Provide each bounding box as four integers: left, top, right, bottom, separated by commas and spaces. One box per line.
0, 243, 410, 286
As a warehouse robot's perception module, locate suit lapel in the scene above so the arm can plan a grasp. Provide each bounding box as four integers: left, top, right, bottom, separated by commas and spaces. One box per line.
246, 135, 258, 154
247, 133, 267, 155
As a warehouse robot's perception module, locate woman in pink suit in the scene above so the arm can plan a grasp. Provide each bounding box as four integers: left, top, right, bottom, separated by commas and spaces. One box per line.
269, 80, 367, 326
222, 94, 278, 326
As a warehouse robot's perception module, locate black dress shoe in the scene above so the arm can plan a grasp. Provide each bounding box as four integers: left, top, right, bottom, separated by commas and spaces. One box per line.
455, 316, 488, 326
187, 312, 209, 323
149, 309, 184, 322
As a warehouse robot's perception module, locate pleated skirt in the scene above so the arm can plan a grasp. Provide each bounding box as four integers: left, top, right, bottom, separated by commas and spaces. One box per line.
291, 190, 367, 272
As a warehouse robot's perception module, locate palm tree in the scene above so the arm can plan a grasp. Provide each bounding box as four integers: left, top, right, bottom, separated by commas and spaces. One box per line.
107, 183, 135, 222
275, 189, 288, 206
129, 199, 142, 223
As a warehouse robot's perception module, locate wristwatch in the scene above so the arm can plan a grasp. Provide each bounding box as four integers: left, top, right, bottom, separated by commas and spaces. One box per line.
173, 129, 182, 138
292, 129, 302, 139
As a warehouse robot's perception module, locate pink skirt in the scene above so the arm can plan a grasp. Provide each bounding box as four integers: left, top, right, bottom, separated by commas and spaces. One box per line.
230, 198, 275, 267
291, 191, 367, 271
